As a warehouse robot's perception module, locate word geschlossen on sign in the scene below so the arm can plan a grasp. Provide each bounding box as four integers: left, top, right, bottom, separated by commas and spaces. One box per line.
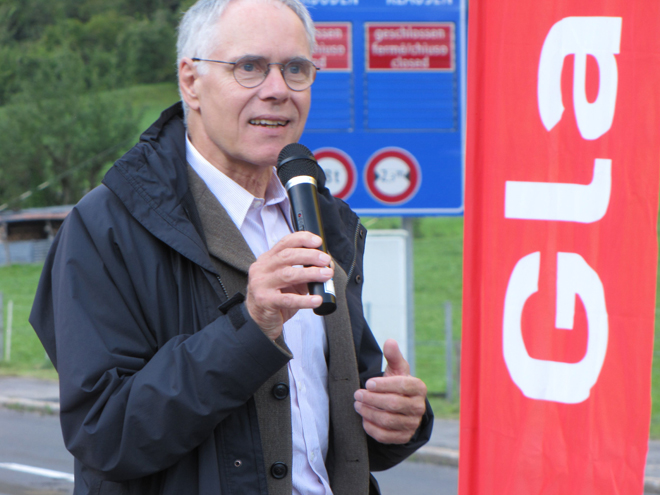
366, 22, 454, 71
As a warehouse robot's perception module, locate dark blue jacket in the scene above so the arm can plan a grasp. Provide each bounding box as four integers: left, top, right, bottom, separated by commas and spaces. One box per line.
30, 103, 433, 494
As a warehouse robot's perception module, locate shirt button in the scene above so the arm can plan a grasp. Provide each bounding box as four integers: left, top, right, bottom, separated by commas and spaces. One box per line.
272, 382, 289, 400
271, 462, 288, 479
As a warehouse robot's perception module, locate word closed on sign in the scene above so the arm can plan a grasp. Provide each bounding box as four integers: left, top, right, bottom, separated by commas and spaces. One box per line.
460, 2, 660, 494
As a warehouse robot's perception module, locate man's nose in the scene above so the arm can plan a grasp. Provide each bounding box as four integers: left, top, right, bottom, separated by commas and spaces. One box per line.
260, 64, 290, 97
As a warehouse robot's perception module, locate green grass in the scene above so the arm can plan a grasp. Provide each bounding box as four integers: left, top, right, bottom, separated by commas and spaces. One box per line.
0, 263, 56, 379
651, 287, 660, 438
116, 82, 181, 131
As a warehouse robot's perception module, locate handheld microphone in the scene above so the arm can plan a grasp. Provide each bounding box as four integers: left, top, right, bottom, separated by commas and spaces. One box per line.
277, 143, 336, 316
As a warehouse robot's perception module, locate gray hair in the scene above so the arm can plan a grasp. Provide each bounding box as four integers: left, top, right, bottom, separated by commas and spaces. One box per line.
177, 0, 316, 120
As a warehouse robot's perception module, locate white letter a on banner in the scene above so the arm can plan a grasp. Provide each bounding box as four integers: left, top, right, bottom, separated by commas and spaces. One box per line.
538, 17, 622, 140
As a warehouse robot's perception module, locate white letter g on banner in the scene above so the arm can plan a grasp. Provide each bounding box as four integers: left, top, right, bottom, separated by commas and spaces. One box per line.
503, 252, 608, 404
538, 17, 622, 140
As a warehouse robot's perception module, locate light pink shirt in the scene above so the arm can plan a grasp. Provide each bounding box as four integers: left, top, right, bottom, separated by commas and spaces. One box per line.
186, 136, 333, 495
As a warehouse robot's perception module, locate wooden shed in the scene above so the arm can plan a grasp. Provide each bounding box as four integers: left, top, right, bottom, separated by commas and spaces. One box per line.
0, 206, 73, 265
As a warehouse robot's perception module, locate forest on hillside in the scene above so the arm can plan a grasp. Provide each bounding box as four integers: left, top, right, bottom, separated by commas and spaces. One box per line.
0, 0, 195, 209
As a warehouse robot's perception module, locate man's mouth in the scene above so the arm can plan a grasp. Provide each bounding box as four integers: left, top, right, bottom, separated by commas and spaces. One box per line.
249, 119, 289, 128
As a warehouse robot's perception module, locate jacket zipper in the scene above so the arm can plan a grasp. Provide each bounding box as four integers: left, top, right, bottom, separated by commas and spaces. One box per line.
346, 218, 362, 282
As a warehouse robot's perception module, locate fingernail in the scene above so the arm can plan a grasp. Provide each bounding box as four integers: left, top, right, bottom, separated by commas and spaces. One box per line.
311, 295, 322, 306
354, 391, 363, 402
354, 401, 362, 413
320, 267, 333, 277
319, 252, 331, 264
366, 380, 376, 391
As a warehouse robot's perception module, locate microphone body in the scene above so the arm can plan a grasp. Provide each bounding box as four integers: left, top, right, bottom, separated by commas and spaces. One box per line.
277, 144, 337, 316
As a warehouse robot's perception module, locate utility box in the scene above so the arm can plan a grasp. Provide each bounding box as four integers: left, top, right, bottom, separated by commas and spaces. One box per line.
302, 0, 467, 216
361, 230, 412, 371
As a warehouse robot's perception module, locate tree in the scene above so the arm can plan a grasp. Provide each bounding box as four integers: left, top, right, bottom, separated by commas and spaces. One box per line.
0, 0, 189, 208
0, 48, 140, 208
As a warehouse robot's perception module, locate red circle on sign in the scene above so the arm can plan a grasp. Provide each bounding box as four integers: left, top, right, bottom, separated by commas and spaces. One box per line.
314, 148, 357, 200
364, 147, 421, 205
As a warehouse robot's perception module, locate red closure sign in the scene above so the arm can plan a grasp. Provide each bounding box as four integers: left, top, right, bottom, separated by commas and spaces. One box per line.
364, 148, 421, 205
460, 1, 660, 494
366, 22, 454, 71
312, 22, 352, 71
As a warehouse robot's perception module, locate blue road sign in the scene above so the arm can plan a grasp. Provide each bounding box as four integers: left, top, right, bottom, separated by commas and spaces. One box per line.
301, 0, 466, 216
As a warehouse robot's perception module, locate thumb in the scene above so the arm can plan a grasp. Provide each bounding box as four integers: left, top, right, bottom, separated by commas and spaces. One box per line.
383, 339, 410, 377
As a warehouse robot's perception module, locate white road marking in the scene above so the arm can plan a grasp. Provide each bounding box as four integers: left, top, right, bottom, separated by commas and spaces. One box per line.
0, 462, 74, 482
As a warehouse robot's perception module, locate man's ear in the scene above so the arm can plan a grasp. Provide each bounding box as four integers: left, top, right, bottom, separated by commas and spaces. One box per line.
179, 58, 201, 112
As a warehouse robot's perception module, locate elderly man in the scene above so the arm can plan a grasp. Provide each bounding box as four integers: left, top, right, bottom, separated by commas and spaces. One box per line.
30, 0, 433, 493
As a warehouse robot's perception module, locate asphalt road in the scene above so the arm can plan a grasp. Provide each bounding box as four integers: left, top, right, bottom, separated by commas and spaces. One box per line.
374, 461, 458, 494
0, 406, 459, 495
2, 408, 657, 495
0, 407, 73, 495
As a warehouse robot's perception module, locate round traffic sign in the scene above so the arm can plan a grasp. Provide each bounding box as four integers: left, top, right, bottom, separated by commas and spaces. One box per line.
364, 147, 422, 205
314, 148, 357, 200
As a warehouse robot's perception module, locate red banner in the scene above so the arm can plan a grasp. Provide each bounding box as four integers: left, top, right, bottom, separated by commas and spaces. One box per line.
460, 1, 660, 494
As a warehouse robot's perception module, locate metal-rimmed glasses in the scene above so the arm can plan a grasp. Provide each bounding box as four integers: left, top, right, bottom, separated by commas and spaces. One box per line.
191, 55, 320, 91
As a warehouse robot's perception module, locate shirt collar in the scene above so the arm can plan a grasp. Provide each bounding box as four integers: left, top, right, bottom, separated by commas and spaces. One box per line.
186, 134, 290, 230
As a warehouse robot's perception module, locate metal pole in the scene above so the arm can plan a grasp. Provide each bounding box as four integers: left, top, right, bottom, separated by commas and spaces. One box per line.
401, 217, 416, 377
445, 301, 453, 401
1, 222, 9, 266
0, 292, 3, 360
5, 300, 12, 362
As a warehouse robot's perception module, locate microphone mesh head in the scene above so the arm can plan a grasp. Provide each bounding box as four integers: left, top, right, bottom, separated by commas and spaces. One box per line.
277, 143, 325, 187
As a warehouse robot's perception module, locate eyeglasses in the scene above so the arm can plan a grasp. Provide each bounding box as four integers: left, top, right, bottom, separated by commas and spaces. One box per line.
191, 55, 320, 91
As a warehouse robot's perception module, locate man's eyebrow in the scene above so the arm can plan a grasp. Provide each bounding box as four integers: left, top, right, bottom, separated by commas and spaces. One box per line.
236, 54, 312, 63
287, 56, 313, 63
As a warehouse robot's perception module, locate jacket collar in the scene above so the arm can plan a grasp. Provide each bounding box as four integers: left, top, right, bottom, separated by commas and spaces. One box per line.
102, 102, 217, 274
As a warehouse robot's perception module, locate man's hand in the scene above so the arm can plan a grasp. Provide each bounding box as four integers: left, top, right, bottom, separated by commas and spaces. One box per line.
245, 231, 333, 340
353, 339, 427, 444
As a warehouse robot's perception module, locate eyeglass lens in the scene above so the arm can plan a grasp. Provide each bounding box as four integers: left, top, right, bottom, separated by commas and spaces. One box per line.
234, 57, 316, 90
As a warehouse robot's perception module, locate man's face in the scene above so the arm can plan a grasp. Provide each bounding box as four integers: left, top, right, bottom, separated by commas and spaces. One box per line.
189, 0, 312, 175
